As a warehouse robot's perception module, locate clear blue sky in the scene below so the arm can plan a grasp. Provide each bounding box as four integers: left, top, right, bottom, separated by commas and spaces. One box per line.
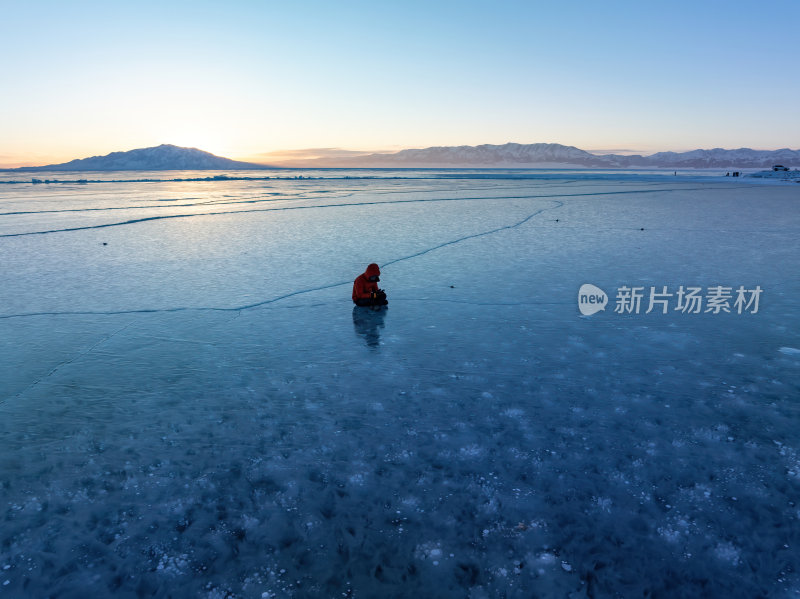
1, 0, 797, 166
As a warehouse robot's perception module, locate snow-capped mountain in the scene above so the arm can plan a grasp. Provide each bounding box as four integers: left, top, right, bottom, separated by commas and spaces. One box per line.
371, 143, 611, 167
275, 143, 800, 169
14, 144, 267, 171
632, 147, 800, 168
9, 143, 799, 171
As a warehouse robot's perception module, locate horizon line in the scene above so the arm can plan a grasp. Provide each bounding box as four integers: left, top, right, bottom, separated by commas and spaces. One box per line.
3, 142, 800, 170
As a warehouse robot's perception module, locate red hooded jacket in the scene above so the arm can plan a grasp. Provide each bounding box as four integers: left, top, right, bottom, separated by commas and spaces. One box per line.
352, 263, 380, 303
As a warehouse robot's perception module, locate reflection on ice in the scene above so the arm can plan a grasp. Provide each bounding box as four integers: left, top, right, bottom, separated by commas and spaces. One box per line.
352, 306, 387, 348
1, 173, 799, 597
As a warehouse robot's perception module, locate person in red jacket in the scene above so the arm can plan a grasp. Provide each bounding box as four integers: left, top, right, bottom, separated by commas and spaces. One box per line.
352, 263, 388, 307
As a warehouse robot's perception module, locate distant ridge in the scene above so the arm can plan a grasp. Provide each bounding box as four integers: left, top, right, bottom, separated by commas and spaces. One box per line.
6, 143, 800, 171
272, 143, 800, 169
10, 144, 269, 171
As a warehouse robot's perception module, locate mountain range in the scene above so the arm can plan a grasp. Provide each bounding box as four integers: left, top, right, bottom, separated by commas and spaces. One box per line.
5, 143, 799, 171
9, 144, 264, 171
290, 143, 800, 169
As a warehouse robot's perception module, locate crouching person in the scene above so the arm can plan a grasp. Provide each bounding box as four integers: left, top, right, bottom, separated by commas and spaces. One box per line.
352, 263, 388, 307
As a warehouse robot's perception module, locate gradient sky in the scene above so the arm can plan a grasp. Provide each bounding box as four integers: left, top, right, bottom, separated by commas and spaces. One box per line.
1, 0, 798, 167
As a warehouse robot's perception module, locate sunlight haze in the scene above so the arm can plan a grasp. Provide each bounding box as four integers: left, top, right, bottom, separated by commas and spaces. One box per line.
1, 0, 797, 167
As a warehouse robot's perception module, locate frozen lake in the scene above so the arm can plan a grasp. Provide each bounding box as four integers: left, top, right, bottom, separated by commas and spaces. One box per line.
1, 170, 799, 597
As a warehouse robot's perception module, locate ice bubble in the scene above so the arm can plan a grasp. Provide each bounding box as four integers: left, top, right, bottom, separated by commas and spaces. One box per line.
714, 542, 741, 565
658, 526, 681, 543
594, 496, 612, 512
348, 473, 366, 486
459, 444, 484, 458
501, 408, 525, 418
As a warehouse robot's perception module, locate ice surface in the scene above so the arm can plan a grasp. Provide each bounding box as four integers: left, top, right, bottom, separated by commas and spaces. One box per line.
1, 171, 799, 597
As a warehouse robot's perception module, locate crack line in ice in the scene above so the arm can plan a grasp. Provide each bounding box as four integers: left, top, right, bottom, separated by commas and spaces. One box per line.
0, 199, 566, 319
0, 182, 571, 216
0, 191, 357, 217
8, 321, 134, 401
389, 298, 571, 306
382, 200, 564, 268
0, 186, 719, 238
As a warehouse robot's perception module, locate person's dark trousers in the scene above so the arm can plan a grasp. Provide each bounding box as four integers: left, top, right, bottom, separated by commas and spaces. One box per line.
354, 298, 388, 307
